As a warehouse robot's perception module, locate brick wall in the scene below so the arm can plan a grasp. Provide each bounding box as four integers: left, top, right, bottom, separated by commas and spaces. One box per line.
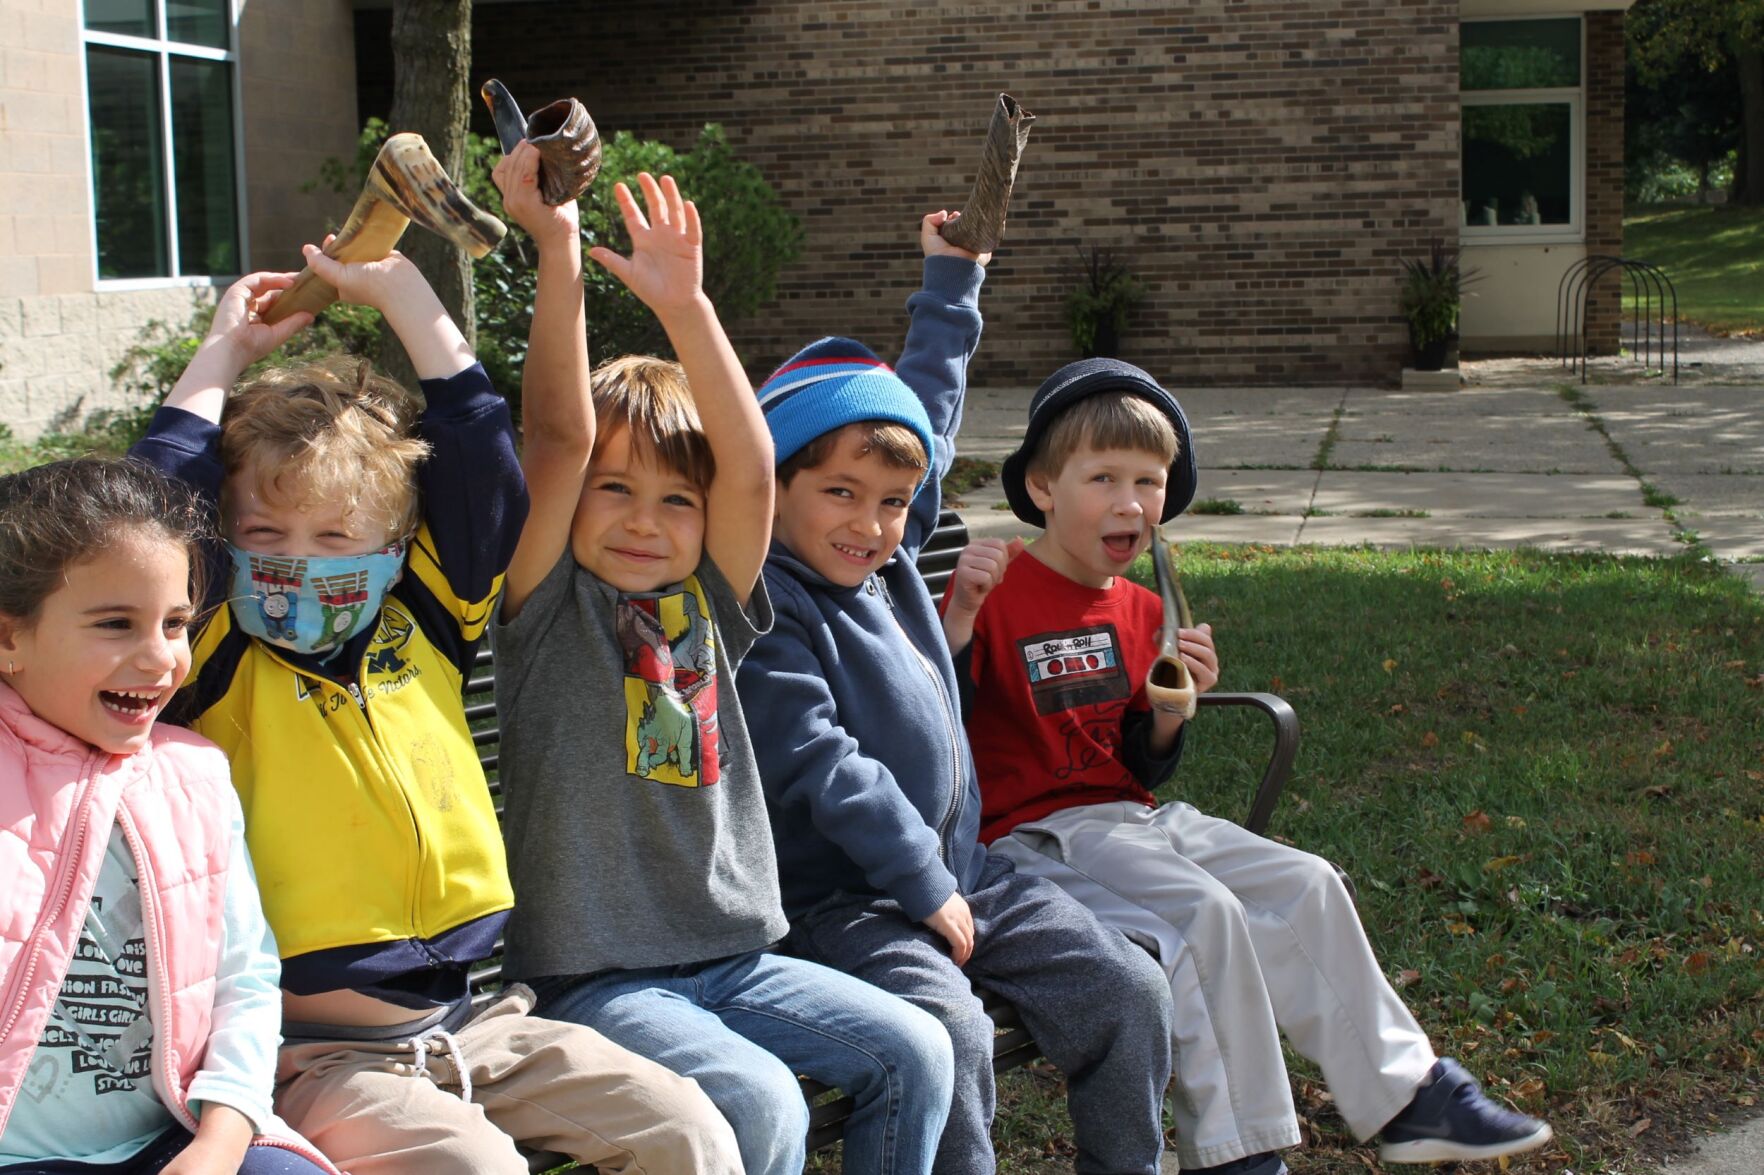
361, 0, 1462, 387
238, 1, 362, 275
1582, 9, 1625, 356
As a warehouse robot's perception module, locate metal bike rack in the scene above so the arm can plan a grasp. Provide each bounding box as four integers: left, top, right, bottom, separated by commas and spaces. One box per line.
1555, 255, 1678, 384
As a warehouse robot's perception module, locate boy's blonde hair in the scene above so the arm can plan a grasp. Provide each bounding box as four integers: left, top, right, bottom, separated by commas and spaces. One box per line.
1025, 392, 1179, 481
776, 421, 929, 486
220, 357, 429, 539
590, 355, 716, 491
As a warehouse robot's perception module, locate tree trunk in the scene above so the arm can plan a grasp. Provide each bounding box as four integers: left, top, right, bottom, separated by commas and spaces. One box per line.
383, 0, 474, 383
1733, 46, 1764, 204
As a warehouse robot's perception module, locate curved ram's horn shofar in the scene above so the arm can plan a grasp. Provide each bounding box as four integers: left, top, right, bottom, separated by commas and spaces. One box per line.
480, 78, 602, 206
1146, 525, 1197, 720
939, 93, 1036, 255
264, 133, 506, 325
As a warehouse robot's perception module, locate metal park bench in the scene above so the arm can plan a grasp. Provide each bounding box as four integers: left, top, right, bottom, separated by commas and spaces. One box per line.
462, 508, 1300, 1167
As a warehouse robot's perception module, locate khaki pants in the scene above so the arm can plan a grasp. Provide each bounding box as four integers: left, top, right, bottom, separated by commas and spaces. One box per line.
274, 985, 743, 1175
994, 801, 1437, 1168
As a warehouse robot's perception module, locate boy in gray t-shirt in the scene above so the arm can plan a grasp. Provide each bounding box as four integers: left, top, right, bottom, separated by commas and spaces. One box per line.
492, 172, 955, 1175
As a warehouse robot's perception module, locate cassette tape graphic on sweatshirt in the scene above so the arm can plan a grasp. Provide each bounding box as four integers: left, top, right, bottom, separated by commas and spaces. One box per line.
1018, 624, 1130, 716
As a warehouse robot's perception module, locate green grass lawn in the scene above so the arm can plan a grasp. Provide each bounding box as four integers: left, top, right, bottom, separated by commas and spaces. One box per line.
1623, 204, 1764, 335
813, 544, 1763, 1175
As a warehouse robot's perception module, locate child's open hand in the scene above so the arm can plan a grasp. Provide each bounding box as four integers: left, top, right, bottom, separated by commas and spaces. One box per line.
203, 271, 312, 367
925, 891, 976, 967
589, 172, 705, 321
920, 210, 992, 267
947, 537, 1024, 618
493, 140, 579, 246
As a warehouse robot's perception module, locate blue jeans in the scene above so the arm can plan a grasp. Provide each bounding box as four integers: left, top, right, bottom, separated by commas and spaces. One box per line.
533, 949, 954, 1175
789, 856, 1175, 1175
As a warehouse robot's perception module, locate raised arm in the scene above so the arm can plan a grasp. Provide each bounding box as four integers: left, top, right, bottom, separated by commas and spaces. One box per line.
589, 173, 773, 603
495, 141, 594, 620
300, 245, 474, 381
894, 212, 987, 559
159, 271, 313, 425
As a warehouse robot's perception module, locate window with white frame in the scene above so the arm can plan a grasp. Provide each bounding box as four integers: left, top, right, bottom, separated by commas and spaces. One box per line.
82, 0, 243, 281
1461, 17, 1583, 238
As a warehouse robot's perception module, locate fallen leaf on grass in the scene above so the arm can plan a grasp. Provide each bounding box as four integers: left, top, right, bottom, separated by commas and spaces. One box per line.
1684, 951, 1713, 974
1382, 658, 1398, 673
1389, 703, 1406, 715
1463, 809, 1492, 834
1421, 730, 1439, 748
1396, 968, 1421, 988
1512, 1077, 1546, 1102
1626, 849, 1656, 867
1484, 855, 1522, 873
1445, 918, 1476, 935
1630, 1117, 1653, 1136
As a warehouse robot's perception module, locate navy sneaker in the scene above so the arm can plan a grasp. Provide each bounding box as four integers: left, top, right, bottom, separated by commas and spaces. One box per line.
1187, 1154, 1288, 1175
1379, 1058, 1553, 1164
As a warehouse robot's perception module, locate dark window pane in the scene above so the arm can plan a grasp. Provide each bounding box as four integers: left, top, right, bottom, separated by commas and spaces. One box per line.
168, 57, 239, 275
167, 0, 228, 48
1463, 103, 1573, 227
84, 0, 154, 37
1462, 19, 1580, 91
86, 46, 169, 278
171, 57, 239, 274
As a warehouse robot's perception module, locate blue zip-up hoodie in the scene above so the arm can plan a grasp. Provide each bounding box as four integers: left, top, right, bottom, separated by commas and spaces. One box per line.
737, 256, 987, 922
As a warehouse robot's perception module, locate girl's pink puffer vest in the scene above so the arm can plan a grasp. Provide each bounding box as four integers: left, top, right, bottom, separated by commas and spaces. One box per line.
0, 684, 338, 1170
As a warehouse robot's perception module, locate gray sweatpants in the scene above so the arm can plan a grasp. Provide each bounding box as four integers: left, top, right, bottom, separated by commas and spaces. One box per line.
994, 800, 1438, 1168
787, 854, 1174, 1175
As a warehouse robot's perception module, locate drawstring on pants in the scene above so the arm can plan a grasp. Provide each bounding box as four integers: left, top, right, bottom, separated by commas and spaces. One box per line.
406, 1025, 474, 1102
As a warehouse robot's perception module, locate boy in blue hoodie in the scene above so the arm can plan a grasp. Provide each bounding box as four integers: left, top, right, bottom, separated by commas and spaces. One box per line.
735, 211, 1174, 1175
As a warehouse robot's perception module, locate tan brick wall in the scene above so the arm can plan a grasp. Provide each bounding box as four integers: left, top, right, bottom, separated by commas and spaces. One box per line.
238, 0, 361, 273
433, 0, 1462, 386
0, 1, 95, 302
0, 1, 356, 438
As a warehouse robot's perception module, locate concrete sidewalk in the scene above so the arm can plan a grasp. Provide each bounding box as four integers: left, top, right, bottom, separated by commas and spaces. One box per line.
951, 380, 1763, 590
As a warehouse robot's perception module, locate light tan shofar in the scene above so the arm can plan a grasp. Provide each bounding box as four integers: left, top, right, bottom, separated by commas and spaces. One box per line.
264, 133, 506, 324
939, 93, 1036, 255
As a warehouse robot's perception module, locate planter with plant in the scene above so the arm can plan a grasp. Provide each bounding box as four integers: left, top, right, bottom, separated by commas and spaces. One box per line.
1066, 247, 1144, 359
1398, 240, 1476, 371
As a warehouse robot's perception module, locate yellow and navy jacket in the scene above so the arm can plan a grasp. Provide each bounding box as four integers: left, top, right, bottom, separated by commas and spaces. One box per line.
132, 364, 526, 1006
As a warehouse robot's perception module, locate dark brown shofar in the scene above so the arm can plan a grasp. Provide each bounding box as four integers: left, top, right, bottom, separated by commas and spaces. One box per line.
939, 93, 1036, 255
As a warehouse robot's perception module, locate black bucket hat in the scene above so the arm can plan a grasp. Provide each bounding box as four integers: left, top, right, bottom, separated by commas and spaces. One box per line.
1000, 358, 1198, 528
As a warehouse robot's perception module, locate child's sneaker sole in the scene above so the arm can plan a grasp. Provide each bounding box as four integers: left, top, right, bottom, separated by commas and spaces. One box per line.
1379, 1120, 1553, 1164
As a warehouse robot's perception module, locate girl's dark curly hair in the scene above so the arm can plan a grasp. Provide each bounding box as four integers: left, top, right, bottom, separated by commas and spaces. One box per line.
0, 456, 209, 624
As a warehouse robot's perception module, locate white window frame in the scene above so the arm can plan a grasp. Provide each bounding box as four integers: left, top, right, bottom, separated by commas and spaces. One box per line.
1460, 14, 1585, 247
78, 0, 250, 288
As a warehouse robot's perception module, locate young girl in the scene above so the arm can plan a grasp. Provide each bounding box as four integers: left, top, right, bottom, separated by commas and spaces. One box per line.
0, 457, 337, 1175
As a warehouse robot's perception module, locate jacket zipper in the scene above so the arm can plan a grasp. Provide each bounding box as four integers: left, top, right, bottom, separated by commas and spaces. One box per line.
875, 577, 964, 866
0, 757, 104, 1137
116, 805, 200, 1134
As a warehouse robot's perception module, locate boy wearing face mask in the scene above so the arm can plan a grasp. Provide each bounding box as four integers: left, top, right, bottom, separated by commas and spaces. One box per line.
127, 147, 745, 1175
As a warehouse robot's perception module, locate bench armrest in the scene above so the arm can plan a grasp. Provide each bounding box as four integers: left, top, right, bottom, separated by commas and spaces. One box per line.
1195, 691, 1299, 836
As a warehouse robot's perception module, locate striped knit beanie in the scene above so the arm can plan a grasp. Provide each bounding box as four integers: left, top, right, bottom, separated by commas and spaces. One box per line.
756, 337, 937, 487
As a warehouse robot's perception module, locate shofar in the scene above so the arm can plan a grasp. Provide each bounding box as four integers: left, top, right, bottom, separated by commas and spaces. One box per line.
480, 79, 602, 205
1145, 524, 1198, 720
939, 93, 1036, 255
263, 132, 506, 324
